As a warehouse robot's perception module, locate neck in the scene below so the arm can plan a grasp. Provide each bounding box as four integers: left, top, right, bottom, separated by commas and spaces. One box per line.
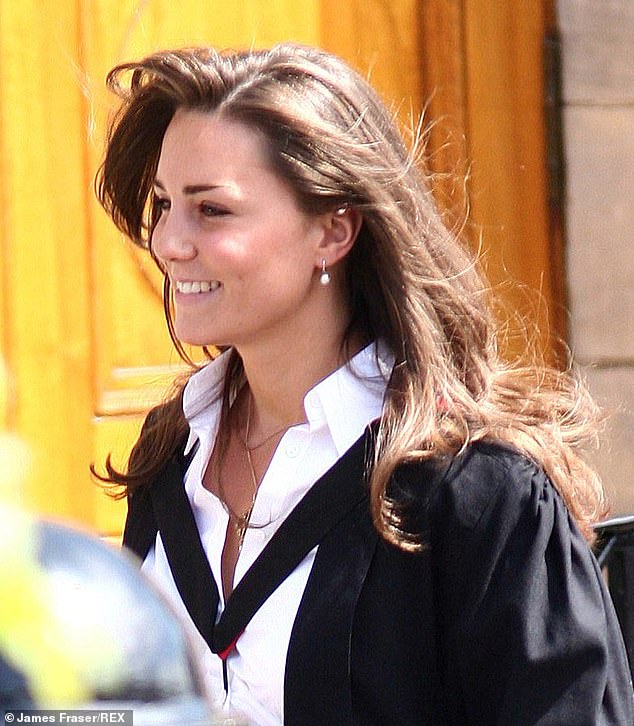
215, 270, 368, 442
239, 336, 347, 431
235, 309, 362, 437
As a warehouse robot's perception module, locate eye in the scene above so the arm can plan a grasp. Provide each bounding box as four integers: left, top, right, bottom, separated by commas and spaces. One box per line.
153, 196, 170, 214
200, 202, 228, 218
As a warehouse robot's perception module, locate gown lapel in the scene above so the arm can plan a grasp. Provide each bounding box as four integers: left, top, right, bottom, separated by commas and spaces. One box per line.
150, 451, 220, 648
150, 428, 378, 672
284, 495, 378, 725
212, 430, 372, 655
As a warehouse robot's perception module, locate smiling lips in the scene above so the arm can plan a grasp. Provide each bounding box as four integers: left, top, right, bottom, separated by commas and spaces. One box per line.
174, 280, 221, 294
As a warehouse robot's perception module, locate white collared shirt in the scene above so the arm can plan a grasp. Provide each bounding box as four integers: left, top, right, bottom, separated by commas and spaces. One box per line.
141, 342, 393, 725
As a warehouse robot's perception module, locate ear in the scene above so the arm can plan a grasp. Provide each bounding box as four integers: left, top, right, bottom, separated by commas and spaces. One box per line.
314, 207, 362, 269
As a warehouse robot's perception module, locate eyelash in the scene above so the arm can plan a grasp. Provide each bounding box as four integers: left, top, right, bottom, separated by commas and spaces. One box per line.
152, 197, 228, 219
153, 196, 170, 213
199, 203, 228, 217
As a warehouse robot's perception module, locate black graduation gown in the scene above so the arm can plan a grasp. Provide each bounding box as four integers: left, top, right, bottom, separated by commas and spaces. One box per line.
123, 433, 634, 725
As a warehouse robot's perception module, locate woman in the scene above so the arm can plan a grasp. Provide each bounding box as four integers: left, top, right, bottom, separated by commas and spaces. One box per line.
96, 44, 633, 724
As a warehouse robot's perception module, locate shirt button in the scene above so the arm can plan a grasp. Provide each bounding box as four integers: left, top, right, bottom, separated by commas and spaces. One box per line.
286, 444, 300, 458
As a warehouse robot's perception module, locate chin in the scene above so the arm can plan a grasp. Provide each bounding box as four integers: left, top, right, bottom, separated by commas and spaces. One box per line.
174, 327, 221, 349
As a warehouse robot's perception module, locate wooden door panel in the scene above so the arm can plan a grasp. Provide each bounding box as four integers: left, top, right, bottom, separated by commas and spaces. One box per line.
0, 0, 94, 522
463, 1, 556, 357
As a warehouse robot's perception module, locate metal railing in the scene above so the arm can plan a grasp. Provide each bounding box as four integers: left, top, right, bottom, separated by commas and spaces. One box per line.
594, 515, 634, 678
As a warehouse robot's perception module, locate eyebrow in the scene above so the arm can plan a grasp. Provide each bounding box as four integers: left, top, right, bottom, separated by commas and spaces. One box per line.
153, 179, 221, 195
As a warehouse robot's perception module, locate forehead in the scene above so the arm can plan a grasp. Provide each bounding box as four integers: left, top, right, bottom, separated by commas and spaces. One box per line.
157, 109, 272, 180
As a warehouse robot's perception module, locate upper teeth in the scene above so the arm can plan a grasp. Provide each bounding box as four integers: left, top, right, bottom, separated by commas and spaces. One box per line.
175, 280, 220, 294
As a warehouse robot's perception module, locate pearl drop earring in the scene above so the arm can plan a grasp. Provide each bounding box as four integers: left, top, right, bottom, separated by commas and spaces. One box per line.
319, 258, 331, 286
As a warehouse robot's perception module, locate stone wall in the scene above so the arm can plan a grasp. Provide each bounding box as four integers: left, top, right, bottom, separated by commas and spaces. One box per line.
558, 0, 634, 514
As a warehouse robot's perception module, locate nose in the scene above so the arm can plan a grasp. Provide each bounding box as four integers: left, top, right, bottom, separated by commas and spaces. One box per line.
151, 207, 197, 264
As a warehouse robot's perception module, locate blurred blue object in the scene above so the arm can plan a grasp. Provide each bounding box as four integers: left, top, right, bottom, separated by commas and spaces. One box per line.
0, 511, 241, 725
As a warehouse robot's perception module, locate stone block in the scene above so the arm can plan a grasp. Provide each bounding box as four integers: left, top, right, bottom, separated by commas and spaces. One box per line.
580, 366, 634, 517
558, 0, 634, 103
563, 106, 634, 362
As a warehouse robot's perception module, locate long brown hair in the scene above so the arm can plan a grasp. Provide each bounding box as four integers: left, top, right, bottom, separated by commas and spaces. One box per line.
95, 43, 605, 546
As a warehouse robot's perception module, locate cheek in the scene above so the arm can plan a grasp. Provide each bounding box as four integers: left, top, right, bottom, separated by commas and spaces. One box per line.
207, 215, 318, 287
198, 235, 251, 274
259, 239, 314, 285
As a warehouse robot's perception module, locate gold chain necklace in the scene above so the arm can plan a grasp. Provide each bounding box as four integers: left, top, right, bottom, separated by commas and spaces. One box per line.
230, 393, 299, 551
244, 423, 292, 451
232, 394, 259, 553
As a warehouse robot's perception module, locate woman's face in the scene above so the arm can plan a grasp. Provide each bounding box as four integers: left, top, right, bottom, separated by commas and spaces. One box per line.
152, 109, 331, 350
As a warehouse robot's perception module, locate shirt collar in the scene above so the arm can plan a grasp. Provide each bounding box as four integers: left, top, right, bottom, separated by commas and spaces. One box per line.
181, 341, 394, 458
182, 350, 231, 456
301, 341, 394, 456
